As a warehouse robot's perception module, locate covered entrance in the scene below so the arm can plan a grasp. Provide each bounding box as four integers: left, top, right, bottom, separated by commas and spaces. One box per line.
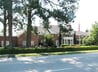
63, 37, 74, 45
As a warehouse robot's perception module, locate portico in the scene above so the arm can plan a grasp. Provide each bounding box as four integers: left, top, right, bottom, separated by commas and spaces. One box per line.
63, 37, 74, 45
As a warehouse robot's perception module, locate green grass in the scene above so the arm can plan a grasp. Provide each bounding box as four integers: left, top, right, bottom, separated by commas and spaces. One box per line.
16, 53, 41, 57
16, 50, 98, 57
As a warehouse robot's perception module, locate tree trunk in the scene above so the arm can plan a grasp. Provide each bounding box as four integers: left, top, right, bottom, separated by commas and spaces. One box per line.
8, 0, 13, 48
3, 9, 7, 48
26, 7, 32, 47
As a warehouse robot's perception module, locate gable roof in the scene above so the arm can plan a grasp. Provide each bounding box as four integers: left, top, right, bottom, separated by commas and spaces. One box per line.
75, 31, 89, 36
0, 25, 89, 37
37, 25, 59, 35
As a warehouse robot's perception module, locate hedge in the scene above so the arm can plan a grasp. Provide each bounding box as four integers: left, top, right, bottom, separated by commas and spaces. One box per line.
0, 46, 98, 54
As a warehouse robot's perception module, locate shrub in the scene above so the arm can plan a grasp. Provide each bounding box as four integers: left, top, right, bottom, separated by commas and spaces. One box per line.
0, 46, 98, 54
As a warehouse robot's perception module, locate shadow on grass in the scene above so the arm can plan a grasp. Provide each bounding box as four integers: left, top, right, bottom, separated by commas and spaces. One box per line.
39, 51, 86, 56
2, 50, 96, 57
0, 54, 16, 58
16, 51, 88, 57
8, 54, 16, 58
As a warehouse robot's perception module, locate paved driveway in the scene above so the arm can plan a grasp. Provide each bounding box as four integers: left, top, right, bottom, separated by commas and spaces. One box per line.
0, 53, 98, 72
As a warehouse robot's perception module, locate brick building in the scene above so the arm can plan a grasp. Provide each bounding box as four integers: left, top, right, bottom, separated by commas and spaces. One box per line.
0, 25, 89, 47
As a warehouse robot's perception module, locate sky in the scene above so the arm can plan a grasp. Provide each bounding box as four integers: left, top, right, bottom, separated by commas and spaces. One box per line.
72, 0, 98, 32
0, 0, 98, 33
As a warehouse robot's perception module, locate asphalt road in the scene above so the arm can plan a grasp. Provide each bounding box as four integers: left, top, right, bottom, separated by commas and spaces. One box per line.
0, 53, 98, 72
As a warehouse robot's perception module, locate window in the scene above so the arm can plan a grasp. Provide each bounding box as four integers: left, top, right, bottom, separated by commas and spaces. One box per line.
31, 41, 34, 46
22, 41, 26, 47
1, 41, 9, 47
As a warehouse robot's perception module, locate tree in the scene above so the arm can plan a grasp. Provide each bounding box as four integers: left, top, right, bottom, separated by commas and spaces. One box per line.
7, 0, 13, 48
3, 0, 7, 48
0, 0, 13, 48
37, 0, 78, 46
44, 34, 54, 47
83, 22, 98, 45
20, 0, 40, 47
19, 0, 78, 47
89, 22, 98, 45
26, 0, 32, 47
0, 0, 25, 48
58, 23, 73, 46
48, 0, 78, 46
0, 0, 8, 48
42, 19, 51, 33
0, 0, 78, 48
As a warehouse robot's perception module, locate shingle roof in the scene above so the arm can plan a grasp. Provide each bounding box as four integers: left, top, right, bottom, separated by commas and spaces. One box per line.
0, 25, 89, 37
37, 25, 59, 35
75, 31, 89, 36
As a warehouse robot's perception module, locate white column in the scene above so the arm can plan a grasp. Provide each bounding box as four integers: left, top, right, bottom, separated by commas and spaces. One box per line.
66, 39, 68, 45
64, 39, 65, 44
56, 40, 59, 46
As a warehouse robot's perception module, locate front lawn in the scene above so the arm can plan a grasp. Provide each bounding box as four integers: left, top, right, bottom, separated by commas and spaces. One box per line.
0, 46, 98, 55
15, 50, 98, 57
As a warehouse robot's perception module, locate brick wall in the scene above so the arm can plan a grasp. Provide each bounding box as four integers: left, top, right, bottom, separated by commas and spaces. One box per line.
0, 36, 17, 47
17, 32, 39, 47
